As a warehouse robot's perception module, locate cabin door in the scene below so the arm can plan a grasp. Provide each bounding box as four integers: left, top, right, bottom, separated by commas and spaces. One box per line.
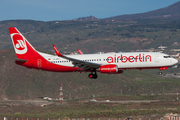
155, 54, 159, 63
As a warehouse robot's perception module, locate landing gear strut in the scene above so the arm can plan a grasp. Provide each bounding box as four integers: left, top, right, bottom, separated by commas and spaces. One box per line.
88, 71, 98, 79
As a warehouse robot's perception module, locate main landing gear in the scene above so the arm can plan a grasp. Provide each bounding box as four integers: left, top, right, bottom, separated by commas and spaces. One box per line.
88, 71, 98, 79
159, 71, 163, 75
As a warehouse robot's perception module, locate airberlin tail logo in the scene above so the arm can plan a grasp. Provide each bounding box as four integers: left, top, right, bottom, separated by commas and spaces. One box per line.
16, 40, 25, 49
12, 33, 27, 54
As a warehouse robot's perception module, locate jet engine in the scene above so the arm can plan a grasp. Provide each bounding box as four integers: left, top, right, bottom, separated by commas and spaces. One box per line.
100, 64, 123, 74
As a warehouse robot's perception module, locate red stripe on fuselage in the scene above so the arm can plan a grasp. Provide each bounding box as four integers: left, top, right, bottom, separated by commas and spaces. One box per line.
17, 56, 80, 72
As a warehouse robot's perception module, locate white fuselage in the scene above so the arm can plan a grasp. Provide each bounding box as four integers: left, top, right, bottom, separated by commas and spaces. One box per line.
39, 52, 178, 70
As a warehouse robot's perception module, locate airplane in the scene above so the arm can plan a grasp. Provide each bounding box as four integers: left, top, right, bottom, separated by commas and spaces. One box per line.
9, 27, 178, 79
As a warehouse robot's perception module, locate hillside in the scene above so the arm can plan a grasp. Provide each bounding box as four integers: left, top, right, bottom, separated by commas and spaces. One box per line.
0, 49, 180, 100
1, 19, 180, 54
105, 1, 180, 20
1, 2, 180, 100
75, 16, 99, 21
1, 2, 180, 53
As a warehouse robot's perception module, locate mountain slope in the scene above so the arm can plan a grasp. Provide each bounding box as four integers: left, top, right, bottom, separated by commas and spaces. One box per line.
2, 19, 180, 54
105, 1, 180, 20
0, 49, 180, 100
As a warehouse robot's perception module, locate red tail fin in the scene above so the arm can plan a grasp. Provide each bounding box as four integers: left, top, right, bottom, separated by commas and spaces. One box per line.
9, 27, 40, 59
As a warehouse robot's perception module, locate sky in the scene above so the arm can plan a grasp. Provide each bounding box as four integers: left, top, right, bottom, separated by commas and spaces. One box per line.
1, 0, 180, 21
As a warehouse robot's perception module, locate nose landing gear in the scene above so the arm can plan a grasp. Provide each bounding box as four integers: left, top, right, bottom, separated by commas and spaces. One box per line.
88, 72, 98, 79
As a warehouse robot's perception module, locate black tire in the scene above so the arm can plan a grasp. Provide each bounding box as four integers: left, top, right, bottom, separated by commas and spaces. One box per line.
159, 72, 163, 75
93, 74, 98, 79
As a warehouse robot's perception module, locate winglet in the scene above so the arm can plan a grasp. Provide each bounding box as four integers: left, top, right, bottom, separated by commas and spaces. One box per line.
52, 44, 63, 57
78, 49, 83, 55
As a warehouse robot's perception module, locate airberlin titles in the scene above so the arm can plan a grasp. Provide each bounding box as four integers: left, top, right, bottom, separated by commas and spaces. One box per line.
106, 54, 151, 63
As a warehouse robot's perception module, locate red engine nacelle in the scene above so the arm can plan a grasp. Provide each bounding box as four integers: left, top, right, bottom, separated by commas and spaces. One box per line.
100, 64, 123, 74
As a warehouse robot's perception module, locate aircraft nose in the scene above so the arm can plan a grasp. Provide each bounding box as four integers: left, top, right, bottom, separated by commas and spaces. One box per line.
173, 58, 178, 65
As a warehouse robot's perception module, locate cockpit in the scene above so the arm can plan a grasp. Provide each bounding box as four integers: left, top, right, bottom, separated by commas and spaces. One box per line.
163, 56, 171, 58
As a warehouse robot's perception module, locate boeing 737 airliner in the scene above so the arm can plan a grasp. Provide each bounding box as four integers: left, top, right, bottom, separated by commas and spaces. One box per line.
9, 27, 178, 79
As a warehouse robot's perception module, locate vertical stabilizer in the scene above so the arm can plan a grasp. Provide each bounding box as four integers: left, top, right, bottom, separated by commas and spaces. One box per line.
9, 27, 40, 59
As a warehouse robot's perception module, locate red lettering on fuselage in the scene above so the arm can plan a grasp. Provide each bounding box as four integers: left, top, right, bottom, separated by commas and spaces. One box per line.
107, 56, 113, 63
121, 54, 127, 63
128, 56, 134, 63
106, 54, 152, 63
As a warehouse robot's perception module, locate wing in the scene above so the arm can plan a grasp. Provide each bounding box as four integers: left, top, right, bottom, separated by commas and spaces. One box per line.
52, 44, 101, 71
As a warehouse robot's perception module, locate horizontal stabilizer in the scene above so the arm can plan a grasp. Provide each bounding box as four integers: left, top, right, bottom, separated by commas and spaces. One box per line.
15, 59, 27, 63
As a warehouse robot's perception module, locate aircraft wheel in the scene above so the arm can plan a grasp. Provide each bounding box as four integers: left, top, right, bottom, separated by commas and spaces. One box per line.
88, 73, 98, 79
159, 72, 163, 75
88, 74, 94, 79
93, 74, 98, 79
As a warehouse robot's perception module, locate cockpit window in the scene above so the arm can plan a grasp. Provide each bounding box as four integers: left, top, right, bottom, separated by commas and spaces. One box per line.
164, 56, 171, 58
